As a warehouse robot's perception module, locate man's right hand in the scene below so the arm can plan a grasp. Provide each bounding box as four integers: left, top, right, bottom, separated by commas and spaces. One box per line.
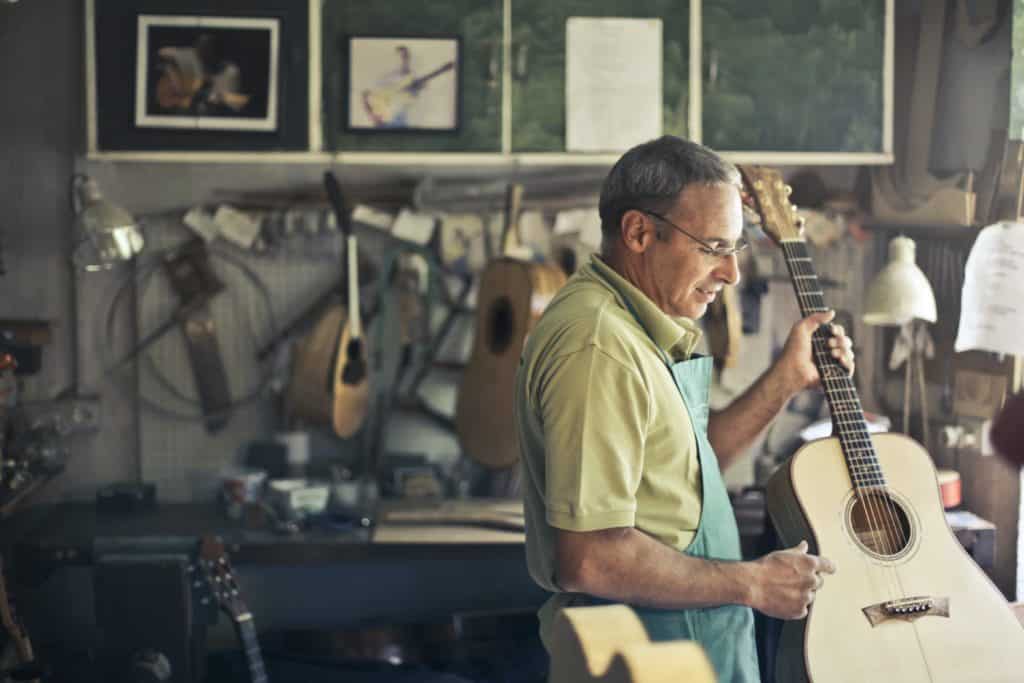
748, 540, 836, 619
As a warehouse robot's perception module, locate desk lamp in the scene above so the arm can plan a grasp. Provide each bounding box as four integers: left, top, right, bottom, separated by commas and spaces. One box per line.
863, 235, 937, 450
71, 174, 144, 271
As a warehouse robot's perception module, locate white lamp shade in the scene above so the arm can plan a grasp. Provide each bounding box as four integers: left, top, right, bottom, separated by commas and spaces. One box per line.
862, 236, 937, 326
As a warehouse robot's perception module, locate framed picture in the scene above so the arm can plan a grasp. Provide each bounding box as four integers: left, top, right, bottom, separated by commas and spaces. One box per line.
134, 15, 280, 131
88, 0, 309, 152
346, 36, 460, 132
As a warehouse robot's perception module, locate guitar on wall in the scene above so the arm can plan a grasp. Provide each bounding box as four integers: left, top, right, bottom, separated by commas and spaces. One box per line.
455, 184, 567, 469
740, 165, 1024, 682
325, 171, 371, 438
198, 536, 268, 683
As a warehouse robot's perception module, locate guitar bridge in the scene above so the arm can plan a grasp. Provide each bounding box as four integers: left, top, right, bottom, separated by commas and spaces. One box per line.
862, 596, 950, 627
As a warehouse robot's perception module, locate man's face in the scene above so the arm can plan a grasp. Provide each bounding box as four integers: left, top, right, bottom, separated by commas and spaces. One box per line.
397, 47, 411, 71
643, 182, 744, 319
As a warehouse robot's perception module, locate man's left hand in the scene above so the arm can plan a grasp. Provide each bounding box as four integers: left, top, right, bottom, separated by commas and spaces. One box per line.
778, 310, 855, 393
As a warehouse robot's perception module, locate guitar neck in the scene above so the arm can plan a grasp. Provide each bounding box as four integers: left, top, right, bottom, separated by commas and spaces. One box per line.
236, 616, 268, 683
409, 61, 454, 91
780, 239, 885, 491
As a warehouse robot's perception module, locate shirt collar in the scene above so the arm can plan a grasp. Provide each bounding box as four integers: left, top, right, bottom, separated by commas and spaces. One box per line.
587, 255, 702, 361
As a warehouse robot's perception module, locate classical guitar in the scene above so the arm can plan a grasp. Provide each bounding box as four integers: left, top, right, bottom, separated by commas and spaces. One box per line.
0, 555, 37, 683
324, 171, 371, 438
456, 184, 567, 469
548, 605, 715, 683
362, 61, 455, 126
740, 165, 1024, 682
198, 536, 268, 683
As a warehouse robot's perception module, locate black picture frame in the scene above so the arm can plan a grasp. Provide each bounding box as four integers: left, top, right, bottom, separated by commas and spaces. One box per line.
91, 0, 308, 152
344, 35, 461, 133
134, 14, 280, 132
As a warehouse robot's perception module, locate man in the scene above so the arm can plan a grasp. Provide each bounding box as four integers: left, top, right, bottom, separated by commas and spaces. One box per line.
514, 136, 853, 682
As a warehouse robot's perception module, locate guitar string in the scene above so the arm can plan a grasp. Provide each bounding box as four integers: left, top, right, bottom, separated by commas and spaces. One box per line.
786, 248, 909, 552
781, 242, 896, 557
787, 243, 909, 555
787, 244, 915, 624
784, 244, 911, 612
782, 243, 910, 565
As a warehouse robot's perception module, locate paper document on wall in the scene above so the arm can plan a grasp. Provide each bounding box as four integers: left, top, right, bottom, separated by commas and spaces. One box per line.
566, 17, 662, 152
954, 221, 1024, 355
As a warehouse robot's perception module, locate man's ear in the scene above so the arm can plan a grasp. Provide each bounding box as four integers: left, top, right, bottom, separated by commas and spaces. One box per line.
620, 210, 655, 254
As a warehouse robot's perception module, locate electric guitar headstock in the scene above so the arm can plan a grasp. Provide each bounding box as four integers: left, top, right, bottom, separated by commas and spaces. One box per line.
738, 165, 806, 245
198, 536, 268, 683
197, 536, 249, 622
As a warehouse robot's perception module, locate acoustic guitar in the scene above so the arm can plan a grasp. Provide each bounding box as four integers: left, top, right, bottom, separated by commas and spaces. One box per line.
548, 604, 715, 683
325, 171, 371, 438
198, 536, 268, 683
456, 182, 566, 468
456, 258, 565, 468
362, 61, 455, 127
740, 165, 1024, 682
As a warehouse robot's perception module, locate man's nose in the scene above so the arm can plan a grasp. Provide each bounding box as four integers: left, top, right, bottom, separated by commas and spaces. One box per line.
715, 253, 741, 286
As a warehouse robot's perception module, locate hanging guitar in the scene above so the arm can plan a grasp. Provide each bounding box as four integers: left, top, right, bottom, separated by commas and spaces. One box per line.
740, 165, 1024, 682
324, 171, 371, 438
198, 536, 268, 683
548, 605, 715, 683
455, 184, 567, 469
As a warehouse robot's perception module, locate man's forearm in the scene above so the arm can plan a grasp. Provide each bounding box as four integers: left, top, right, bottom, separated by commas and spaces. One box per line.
558, 527, 754, 610
707, 363, 799, 470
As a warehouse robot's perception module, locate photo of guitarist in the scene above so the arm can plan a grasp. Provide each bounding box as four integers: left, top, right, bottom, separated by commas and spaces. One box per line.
357, 43, 455, 129
514, 136, 855, 682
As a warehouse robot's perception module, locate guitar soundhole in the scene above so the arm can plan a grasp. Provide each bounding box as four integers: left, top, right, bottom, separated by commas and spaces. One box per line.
849, 492, 913, 558
487, 297, 515, 354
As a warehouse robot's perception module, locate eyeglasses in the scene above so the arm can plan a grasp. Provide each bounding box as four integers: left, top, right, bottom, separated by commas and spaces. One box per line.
639, 210, 749, 259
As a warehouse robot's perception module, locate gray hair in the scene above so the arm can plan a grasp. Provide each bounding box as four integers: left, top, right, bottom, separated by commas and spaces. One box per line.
598, 136, 740, 250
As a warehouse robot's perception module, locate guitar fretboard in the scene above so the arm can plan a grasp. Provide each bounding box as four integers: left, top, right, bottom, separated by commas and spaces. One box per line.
237, 617, 268, 683
780, 239, 885, 491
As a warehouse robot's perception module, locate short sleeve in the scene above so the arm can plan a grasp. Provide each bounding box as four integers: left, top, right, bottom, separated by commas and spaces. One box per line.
535, 345, 651, 531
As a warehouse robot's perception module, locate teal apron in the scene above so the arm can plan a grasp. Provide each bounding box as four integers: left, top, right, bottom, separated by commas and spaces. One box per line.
583, 270, 760, 683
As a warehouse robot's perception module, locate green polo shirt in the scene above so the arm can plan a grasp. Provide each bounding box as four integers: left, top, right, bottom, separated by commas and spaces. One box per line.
515, 255, 704, 623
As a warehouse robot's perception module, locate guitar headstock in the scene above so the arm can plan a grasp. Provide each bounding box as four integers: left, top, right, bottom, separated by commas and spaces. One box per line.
324, 171, 352, 239
198, 536, 250, 623
738, 165, 805, 246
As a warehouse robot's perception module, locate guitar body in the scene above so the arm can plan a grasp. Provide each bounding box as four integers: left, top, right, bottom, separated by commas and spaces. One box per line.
456, 258, 565, 468
286, 302, 344, 427
768, 432, 1024, 682
548, 605, 715, 683
332, 313, 371, 438
285, 302, 371, 437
